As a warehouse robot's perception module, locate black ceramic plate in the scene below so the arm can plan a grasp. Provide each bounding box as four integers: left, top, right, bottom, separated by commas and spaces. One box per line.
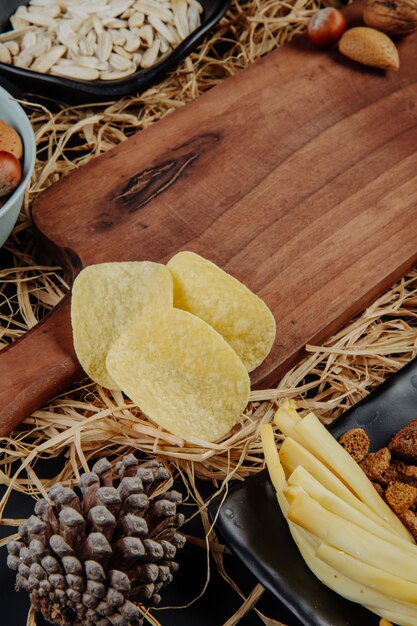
212, 356, 417, 626
0, 0, 229, 102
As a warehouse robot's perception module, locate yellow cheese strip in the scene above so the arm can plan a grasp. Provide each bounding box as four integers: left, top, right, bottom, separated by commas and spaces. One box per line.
317, 543, 417, 605
273, 399, 302, 436
288, 492, 417, 583
293, 413, 411, 540
279, 437, 396, 533
287, 466, 416, 553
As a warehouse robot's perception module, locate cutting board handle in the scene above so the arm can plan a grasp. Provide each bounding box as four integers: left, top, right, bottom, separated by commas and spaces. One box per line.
0, 294, 82, 436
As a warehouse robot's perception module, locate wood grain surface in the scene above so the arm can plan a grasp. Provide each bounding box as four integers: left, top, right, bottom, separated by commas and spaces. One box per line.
1, 2, 417, 435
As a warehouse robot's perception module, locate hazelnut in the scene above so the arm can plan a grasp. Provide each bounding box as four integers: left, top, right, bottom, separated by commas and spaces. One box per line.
0, 151, 22, 198
307, 8, 347, 48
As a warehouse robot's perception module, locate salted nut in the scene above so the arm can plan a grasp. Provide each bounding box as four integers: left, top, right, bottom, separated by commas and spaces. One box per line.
338, 26, 400, 71
363, 0, 417, 37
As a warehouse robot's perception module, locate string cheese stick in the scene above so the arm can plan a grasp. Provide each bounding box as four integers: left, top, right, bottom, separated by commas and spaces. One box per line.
317, 543, 417, 605
293, 413, 412, 540
287, 466, 417, 554
279, 437, 397, 533
288, 492, 417, 583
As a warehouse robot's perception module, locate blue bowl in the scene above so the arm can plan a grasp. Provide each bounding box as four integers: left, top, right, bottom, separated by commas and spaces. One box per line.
0, 85, 36, 248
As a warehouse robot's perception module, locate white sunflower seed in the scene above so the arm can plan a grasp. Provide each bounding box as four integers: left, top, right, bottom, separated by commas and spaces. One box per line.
9, 16, 29, 30
187, 0, 203, 14
15, 5, 29, 18
92, 15, 104, 37
148, 14, 176, 44
137, 24, 153, 46
76, 55, 109, 70
79, 17, 94, 36
113, 44, 132, 58
171, 0, 189, 38
121, 8, 135, 19
110, 29, 126, 45
21, 31, 37, 50
101, 18, 128, 28
4, 41, 20, 55
187, 4, 200, 31
100, 65, 136, 79
128, 11, 144, 28
50, 64, 100, 79
24, 37, 52, 59
86, 29, 97, 46
79, 35, 93, 56
140, 36, 160, 67
31, 44, 66, 71
65, 17, 84, 31
120, 27, 140, 51
20, 12, 56, 27
97, 30, 112, 60
56, 22, 79, 52
0, 27, 35, 43
107, 0, 134, 18
28, 3, 61, 18
109, 51, 133, 70
0, 43, 12, 64
13, 50, 34, 68
134, 1, 174, 22
158, 35, 170, 53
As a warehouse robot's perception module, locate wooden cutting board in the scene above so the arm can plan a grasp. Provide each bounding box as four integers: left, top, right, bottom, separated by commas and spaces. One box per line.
1, 2, 417, 436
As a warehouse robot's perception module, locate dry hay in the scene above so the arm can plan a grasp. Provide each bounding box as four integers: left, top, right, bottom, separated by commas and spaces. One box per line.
1, 0, 417, 623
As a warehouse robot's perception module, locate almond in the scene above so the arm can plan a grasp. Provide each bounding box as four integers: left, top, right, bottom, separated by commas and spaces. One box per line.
338, 26, 400, 71
0, 120, 24, 160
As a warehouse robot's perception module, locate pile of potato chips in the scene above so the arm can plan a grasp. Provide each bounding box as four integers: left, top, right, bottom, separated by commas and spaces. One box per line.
71, 251, 276, 442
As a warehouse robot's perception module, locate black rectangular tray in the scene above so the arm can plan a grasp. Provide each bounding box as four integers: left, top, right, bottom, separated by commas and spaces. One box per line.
212, 356, 417, 626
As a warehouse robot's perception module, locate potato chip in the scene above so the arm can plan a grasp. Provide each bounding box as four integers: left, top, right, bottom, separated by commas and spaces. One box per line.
106, 308, 250, 442
71, 261, 173, 389
167, 251, 276, 372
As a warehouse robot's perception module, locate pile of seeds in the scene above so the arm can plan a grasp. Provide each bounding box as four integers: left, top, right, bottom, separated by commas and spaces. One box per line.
0, 0, 203, 80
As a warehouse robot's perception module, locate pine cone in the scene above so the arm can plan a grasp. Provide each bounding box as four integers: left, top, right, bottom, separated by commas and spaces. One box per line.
7, 456, 185, 626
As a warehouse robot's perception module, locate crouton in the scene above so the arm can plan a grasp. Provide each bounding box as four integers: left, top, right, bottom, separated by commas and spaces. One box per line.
359, 448, 391, 484
385, 481, 417, 516
388, 460, 417, 487
388, 417, 417, 464
338, 428, 370, 463
399, 509, 417, 542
